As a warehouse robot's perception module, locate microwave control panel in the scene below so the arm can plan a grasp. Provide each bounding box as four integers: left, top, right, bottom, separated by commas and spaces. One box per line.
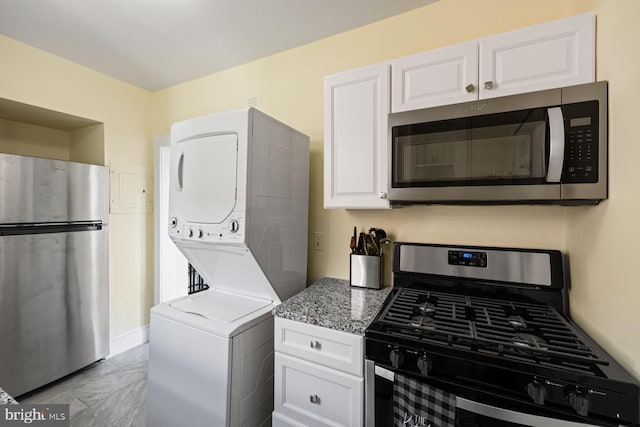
562, 101, 599, 184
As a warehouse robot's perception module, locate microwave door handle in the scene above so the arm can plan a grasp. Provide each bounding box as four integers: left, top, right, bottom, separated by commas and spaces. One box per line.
546, 107, 565, 182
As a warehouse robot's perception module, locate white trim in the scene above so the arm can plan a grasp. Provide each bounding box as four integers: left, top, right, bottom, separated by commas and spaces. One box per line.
108, 325, 149, 358
154, 134, 189, 304
154, 134, 169, 306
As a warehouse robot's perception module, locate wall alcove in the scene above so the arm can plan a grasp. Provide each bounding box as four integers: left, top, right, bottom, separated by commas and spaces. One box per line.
0, 97, 104, 165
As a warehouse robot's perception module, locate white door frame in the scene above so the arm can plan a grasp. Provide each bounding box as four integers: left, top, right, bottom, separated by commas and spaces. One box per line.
154, 134, 188, 304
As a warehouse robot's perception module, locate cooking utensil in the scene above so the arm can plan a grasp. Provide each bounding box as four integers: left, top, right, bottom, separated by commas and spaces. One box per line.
350, 226, 357, 254
365, 234, 378, 256
357, 232, 365, 255
366, 227, 388, 256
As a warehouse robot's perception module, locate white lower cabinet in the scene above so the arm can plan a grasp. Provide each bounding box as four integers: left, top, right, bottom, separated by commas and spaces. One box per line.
273, 317, 365, 426
274, 353, 364, 426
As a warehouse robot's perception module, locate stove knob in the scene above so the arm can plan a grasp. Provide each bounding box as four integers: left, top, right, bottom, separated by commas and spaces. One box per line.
566, 389, 590, 416
389, 347, 404, 369
417, 354, 433, 376
526, 381, 547, 405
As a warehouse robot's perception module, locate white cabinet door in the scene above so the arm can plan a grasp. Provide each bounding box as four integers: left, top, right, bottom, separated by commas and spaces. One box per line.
324, 63, 390, 209
479, 13, 595, 99
391, 41, 479, 112
274, 352, 364, 427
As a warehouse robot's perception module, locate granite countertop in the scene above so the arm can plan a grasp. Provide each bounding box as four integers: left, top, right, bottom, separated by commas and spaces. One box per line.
0, 387, 17, 404
273, 277, 391, 336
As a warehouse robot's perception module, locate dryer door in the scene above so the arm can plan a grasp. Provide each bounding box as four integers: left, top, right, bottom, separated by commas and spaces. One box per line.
174, 133, 238, 224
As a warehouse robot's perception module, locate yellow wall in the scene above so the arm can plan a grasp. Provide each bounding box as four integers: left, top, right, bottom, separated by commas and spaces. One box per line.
0, 35, 154, 338
0, 118, 104, 165
69, 124, 105, 165
152, 0, 640, 378
565, 0, 640, 376
0, 118, 70, 160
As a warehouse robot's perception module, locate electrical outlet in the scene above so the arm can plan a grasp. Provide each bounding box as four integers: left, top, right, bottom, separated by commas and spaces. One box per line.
313, 232, 326, 251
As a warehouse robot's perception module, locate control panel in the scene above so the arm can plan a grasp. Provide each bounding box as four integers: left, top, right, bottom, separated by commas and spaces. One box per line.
168, 215, 245, 243
448, 250, 487, 268
562, 101, 599, 184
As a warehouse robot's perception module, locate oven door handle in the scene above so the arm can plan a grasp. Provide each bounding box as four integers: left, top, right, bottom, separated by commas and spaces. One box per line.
457, 397, 601, 427
546, 106, 565, 183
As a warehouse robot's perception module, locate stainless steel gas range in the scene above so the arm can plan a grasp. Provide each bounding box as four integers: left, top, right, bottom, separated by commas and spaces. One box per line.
365, 243, 640, 426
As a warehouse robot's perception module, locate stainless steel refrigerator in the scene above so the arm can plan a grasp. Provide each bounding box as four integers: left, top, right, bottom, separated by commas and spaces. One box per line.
0, 153, 109, 397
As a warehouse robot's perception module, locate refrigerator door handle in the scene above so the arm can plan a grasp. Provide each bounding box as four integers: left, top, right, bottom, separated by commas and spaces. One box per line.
0, 221, 103, 236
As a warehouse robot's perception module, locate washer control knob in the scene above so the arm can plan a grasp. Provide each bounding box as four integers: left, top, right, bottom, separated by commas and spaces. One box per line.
566, 389, 590, 416
170, 217, 178, 228
198, 229, 204, 238
417, 354, 433, 376
188, 229, 194, 238
229, 219, 240, 233
526, 381, 547, 405
389, 347, 404, 369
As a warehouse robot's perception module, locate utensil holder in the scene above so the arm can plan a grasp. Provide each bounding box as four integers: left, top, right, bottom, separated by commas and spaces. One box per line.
350, 254, 382, 289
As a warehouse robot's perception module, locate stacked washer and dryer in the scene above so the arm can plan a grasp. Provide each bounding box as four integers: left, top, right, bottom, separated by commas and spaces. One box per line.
147, 108, 310, 427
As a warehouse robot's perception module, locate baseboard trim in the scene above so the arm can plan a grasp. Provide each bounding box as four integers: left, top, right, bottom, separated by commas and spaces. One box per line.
108, 325, 149, 358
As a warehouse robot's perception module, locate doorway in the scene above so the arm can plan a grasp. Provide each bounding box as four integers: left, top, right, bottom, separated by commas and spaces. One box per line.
154, 135, 188, 304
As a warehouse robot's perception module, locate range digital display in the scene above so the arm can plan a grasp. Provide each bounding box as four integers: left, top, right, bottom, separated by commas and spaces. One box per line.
448, 250, 487, 268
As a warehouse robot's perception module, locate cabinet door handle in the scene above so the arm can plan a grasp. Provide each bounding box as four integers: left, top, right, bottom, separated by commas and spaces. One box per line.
309, 394, 321, 404
310, 340, 321, 349
465, 83, 475, 93
484, 81, 494, 90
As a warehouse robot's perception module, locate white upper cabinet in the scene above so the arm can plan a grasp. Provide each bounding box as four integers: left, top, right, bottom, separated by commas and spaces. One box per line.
325, 13, 595, 209
479, 13, 595, 99
390, 13, 595, 111
392, 42, 479, 112
324, 62, 390, 209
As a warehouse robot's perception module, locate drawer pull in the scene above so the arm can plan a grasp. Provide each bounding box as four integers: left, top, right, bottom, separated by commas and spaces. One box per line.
309, 394, 321, 404
310, 340, 321, 349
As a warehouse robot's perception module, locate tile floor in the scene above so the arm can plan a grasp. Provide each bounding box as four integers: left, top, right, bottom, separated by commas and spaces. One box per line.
18, 344, 148, 427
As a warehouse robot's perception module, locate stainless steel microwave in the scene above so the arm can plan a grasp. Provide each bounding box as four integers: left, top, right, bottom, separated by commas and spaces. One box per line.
388, 81, 607, 205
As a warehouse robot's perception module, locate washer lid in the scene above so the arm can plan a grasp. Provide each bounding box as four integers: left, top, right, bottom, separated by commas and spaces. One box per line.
169, 290, 271, 323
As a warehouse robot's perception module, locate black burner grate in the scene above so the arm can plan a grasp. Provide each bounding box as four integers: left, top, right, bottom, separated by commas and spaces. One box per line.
377, 288, 608, 374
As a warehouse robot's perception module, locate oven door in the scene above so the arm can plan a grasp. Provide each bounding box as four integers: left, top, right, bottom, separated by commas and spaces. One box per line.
365, 361, 616, 427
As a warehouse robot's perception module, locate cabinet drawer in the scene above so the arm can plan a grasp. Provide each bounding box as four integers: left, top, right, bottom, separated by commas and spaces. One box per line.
275, 353, 364, 427
275, 317, 363, 376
